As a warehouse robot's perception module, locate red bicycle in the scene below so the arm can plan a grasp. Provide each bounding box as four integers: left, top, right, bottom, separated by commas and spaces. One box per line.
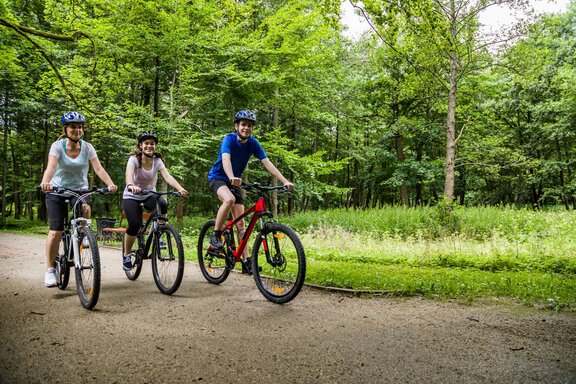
197, 182, 306, 304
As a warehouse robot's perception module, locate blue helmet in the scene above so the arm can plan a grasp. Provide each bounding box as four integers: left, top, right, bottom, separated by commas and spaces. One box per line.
233, 110, 256, 124
138, 131, 158, 144
60, 111, 87, 125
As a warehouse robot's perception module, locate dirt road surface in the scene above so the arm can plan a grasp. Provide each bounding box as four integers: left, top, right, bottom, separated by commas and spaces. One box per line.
0, 232, 575, 383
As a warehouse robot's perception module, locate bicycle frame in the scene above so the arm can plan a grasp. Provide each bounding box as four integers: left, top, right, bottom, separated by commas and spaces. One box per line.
133, 190, 180, 258
220, 191, 274, 262
59, 190, 97, 269
138, 210, 160, 258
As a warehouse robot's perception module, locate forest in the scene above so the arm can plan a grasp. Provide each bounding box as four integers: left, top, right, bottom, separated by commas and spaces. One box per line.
1, 0, 576, 224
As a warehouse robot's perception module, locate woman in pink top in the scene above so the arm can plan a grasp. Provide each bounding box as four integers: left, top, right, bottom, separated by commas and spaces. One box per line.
121, 132, 188, 270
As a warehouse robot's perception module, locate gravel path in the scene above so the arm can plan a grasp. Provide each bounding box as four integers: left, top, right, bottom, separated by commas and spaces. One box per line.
0, 232, 575, 383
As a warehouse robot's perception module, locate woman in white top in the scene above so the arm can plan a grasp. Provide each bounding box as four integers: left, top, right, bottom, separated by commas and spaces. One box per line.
40, 111, 118, 287
121, 131, 188, 270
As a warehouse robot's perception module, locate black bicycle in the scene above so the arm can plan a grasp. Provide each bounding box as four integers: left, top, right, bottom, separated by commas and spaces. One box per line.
115, 190, 185, 295
50, 187, 110, 310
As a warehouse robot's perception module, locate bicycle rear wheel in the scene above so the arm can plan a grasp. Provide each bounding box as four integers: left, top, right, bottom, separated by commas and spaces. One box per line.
123, 236, 143, 281
252, 223, 306, 304
197, 220, 230, 284
75, 226, 101, 310
151, 224, 184, 295
55, 233, 71, 290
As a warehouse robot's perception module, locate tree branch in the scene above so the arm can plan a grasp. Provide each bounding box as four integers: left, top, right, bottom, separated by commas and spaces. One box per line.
0, 17, 94, 112
0, 18, 89, 41
348, 0, 450, 91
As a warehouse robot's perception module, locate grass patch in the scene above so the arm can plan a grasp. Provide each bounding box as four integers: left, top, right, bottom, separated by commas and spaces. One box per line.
306, 261, 576, 311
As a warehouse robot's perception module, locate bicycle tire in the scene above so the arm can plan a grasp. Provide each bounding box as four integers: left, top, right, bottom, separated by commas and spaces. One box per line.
151, 224, 184, 295
55, 233, 71, 290
123, 236, 143, 281
252, 223, 306, 304
197, 220, 230, 284
75, 226, 101, 310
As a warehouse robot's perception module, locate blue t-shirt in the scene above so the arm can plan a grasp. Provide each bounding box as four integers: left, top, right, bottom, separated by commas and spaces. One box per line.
208, 133, 267, 181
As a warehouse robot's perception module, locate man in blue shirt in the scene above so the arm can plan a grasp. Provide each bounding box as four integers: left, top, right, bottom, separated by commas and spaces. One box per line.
207, 110, 294, 273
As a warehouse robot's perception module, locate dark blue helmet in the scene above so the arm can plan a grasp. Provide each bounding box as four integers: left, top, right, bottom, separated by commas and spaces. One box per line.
138, 131, 158, 144
233, 110, 256, 124
60, 111, 86, 125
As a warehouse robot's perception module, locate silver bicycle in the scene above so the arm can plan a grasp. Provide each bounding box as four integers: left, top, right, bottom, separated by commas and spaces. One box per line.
49, 187, 110, 310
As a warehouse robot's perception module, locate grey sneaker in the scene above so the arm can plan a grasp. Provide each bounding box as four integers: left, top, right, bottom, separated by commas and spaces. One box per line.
209, 232, 223, 250
45, 269, 57, 287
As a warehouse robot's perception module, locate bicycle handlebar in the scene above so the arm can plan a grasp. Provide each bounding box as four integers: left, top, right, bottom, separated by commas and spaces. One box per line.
241, 182, 289, 193
136, 189, 183, 197
41, 186, 111, 195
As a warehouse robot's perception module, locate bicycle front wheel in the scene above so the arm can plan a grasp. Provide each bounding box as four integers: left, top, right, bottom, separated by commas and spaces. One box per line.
75, 226, 101, 310
151, 224, 184, 295
252, 223, 306, 304
55, 233, 71, 290
197, 220, 230, 284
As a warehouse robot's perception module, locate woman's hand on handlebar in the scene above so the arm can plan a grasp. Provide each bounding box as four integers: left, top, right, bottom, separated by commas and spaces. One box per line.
283, 181, 295, 191
107, 184, 118, 193
128, 185, 142, 194
40, 183, 53, 193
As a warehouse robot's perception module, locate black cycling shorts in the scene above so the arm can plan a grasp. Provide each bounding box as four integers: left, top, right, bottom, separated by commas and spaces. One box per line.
46, 193, 89, 231
209, 179, 244, 205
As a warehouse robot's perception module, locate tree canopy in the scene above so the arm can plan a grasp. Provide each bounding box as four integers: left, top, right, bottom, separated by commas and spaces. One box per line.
1, 0, 575, 224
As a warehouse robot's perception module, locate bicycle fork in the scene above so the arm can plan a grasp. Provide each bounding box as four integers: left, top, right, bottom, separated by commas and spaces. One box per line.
70, 218, 90, 269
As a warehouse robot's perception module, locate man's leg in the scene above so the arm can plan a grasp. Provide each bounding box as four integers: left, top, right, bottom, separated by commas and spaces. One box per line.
231, 203, 247, 261
211, 186, 236, 249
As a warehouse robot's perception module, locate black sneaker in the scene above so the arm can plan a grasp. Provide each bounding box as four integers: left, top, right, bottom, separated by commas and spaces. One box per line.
209, 232, 223, 250
241, 257, 261, 275
123, 254, 133, 271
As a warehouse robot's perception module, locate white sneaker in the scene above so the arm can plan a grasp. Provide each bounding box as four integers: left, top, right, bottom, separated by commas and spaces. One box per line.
45, 269, 57, 287
82, 236, 90, 248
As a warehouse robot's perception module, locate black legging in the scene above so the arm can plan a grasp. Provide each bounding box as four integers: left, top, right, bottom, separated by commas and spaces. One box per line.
121, 196, 167, 236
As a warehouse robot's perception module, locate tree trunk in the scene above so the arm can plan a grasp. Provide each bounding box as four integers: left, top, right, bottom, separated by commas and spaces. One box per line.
153, 56, 160, 117
287, 112, 297, 214
176, 199, 184, 221
10, 142, 21, 219
395, 132, 409, 206
444, 49, 457, 199
271, 101, 279, 217
1, 105, 7, 226
38, 119, 49, 222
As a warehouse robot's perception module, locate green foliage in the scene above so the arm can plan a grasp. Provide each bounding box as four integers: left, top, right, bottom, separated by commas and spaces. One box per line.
1, 0, 576, 222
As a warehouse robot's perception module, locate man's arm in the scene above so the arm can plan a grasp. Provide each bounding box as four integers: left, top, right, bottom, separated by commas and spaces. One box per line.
222, 153, 242, 187
261, 158, 294, 189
